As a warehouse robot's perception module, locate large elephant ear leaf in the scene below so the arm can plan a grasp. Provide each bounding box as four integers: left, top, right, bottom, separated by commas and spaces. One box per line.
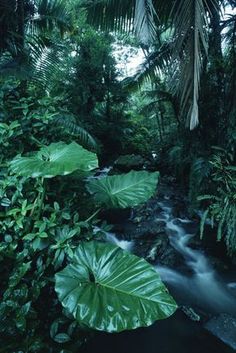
9, 142, 98, 178
86, 170, 159, 208
55, 241, 177, 333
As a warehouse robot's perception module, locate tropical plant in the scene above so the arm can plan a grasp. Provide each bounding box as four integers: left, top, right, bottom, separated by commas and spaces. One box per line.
199, 151, 236, 254
9, 141, 98, 178
87, 170, 159, 208
0, 0, 72, 86
1, 139, 176, 351
84, 0, 220, 129
55, 241, 176, 333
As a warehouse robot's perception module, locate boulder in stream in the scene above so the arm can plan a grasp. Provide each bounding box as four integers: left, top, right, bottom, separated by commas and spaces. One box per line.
204, 314, 236, 350
114, 154, 147, 172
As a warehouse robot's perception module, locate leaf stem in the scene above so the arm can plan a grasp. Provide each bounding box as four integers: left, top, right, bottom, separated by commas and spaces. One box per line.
85, 208, 102, 223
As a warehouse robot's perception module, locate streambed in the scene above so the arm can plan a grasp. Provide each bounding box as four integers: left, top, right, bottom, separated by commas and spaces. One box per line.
82, 182, 236, 353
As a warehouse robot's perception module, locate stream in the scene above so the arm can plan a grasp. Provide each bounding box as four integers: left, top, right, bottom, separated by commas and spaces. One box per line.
81, 192, 236, 353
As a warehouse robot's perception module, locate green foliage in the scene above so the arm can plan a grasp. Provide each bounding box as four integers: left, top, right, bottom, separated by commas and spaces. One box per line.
5, 0, 236, 348
198, 152, 236, 254
9, 141, 98, 178
0, 107, 173, 351
0, 0, 73, 88
87, 170, 159, 208
188, 156, 212, 206
64, 29, 119, 119
55, 241, 177, 333
0, 170, 92, 351
55, 115, 97, 150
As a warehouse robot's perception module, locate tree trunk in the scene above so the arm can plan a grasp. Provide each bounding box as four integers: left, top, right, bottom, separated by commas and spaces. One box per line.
199, 0, 225, 149
17, 0, 25, 49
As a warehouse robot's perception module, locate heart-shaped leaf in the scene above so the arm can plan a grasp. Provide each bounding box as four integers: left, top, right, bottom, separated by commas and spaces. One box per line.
55, 241, 177, 333
9, 142, 98, 178
86, 170, 159, 208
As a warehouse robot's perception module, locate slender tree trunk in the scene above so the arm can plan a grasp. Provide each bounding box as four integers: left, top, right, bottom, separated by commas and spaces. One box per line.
17, 0, 28, 94
17, 0, 25, 49
199, 0, 225, 148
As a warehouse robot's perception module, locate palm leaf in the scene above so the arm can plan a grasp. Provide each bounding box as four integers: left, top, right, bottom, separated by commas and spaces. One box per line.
87, 170, 159, 208
55, 115, 97, 150
27, 0, 72, 35
122, 42, 171, 91
84, 0, 158, 44
85, 0, 134, 33
28, 36, 67, 88
170, 0, 218, 129
134, 0, 158, 45
55, 241, 177, 332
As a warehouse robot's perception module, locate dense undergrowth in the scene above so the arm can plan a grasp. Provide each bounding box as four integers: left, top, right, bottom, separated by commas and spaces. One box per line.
0, 0, 236, 352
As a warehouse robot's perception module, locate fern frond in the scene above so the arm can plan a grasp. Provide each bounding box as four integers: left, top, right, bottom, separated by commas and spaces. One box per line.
27, 0, 73, 36
55, 115, 97, 151
122, 42, 171, 91
200, 209, 209, 239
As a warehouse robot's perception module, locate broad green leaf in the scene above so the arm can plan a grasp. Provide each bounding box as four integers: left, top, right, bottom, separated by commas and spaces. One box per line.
55, 241, 177, 333
9, 142, 98, 178
87, 170, 159, 208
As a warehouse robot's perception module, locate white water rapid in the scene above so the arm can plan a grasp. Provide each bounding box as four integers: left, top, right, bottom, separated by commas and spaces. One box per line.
155, 202, 236, 315
93, 226, 134, 252
104, 231, 133, 251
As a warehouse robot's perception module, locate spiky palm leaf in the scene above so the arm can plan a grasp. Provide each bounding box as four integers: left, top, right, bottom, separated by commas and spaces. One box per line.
170, 0, 212, 130
0, 36, 67, 88
0, 0, 72, 87
122, 42, 171, 91
27, 0, 72, 35
85, 0, 158, 45
55, 115, 97, 150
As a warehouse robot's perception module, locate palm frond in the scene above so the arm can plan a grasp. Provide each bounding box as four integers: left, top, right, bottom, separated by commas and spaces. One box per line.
85, 0, 134, 33
222, 13, 236, 115
55, 115, 97, 151
28, 35, 66, 88
84, 0, 158, 44
171, 0, 211, 130
27, 0, 73, 36
134, 0, 158, 44
122, 42, 171, 91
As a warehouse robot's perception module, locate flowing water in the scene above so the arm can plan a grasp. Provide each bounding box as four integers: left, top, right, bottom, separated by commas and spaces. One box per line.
104, 231, 134, 251
82, 200, 236, 353
154, 202, 236, 315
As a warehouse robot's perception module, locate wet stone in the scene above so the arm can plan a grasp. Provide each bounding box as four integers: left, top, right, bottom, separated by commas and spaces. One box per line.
204, 314, 236, 350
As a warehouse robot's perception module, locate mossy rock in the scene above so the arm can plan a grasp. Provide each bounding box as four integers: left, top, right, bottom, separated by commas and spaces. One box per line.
114, 154, 147, 172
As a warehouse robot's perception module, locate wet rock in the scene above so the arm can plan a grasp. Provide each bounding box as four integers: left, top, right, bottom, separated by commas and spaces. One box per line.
204, 314, 236, 350
133, 232, 169, 262
114, 154, 147, 172
181, 306, 201, 322
158, 246, 185, 267
100, 208, 131, 224
113, 219, 166, 241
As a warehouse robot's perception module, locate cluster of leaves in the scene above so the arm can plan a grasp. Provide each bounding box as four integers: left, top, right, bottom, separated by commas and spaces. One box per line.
0, 170, 94, 352
0, 132, 96, 351
0, 90, 176, 351
199, 150, 236, 255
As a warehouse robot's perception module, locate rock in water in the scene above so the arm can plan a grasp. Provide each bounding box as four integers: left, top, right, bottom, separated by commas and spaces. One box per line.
204, 314, 236, 350
182, 306, 201, 322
